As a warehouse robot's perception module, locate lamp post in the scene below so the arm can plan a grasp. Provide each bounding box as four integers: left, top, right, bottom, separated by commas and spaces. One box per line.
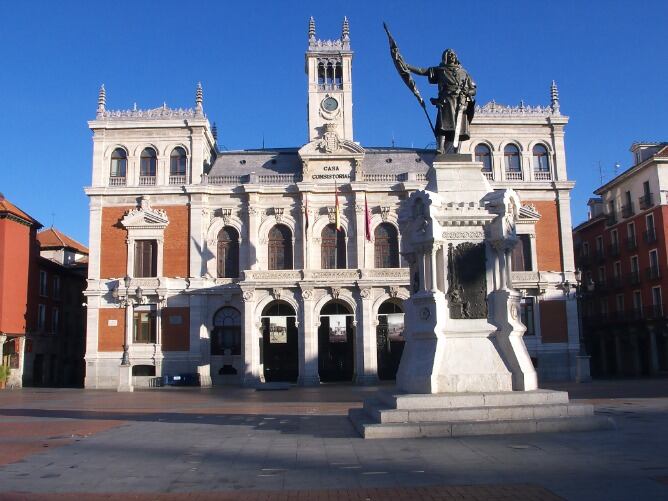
121, 275, 132, 367
574, 269, 592, 383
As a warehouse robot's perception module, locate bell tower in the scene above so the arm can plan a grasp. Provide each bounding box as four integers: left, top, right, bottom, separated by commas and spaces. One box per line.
305, 17, 354, 142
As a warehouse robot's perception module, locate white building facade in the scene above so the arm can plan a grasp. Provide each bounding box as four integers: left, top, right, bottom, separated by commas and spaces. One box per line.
83, 19, 580, 389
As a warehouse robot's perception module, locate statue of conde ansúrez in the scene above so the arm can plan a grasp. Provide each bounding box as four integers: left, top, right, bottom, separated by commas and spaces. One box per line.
384, 24, 476, 154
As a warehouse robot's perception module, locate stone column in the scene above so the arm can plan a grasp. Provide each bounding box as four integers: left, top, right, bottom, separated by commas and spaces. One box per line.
187, 294, 210, 386
241, 289, 262, 385
298, 287, 319, 385
613, 332, 623, 375
354, 197, 366, 269
355, 287, 378, 384
647, 325, 660, 375
189, 193, 208, 278
247, 196, 259, 270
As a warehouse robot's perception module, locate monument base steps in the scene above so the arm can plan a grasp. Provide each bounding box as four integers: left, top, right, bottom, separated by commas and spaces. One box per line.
349, 389, 614, 439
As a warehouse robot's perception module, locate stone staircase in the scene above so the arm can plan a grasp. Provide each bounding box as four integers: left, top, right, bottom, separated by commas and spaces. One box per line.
349, 389, 614, 439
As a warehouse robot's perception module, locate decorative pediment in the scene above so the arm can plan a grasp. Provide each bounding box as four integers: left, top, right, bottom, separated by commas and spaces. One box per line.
298, 133, 366, 158
121, 196, 169, 229
519, 203, 541, 222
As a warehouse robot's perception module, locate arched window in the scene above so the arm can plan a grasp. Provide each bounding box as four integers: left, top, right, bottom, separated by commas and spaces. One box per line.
110, 148, 127, 178
140, 148, 157, 177
212, 307, 241, 356
475, 144, 492, 172
321, 224, 346, 269
170, 147, 187, 176
217, 226, 239, 278
335, 62, 343, 87
268, 224, 293, 270
504, 144, 521, 172
532, 144, 550, 172
374, 223, 399, 268
317, 62, 326, 85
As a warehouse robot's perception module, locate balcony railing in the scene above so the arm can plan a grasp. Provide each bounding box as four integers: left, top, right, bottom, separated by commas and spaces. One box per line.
533, 170, 552, 181
626, 237, 637, 251
109, 176, 126, 186
482, 171, 494, 181
608, 243, 620, 257
639, 193, 654, 210
363, 173, 408, 183
644, 229, 657, 244
621, 203, 635, 218
646, 266, 661, 280
605, 213, 617, 226
505, 171, 523, 181
169, 175, 186, 185
595, 249, 605, 261
628, 270, 641, 285
611, 276, 623, 289
139, 176, 156, 186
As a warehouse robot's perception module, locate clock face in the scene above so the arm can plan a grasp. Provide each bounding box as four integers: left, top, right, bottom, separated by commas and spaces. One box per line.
322, 97, 339, 112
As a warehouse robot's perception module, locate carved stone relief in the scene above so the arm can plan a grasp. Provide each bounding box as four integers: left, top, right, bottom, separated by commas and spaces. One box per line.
447, 242, 488, 319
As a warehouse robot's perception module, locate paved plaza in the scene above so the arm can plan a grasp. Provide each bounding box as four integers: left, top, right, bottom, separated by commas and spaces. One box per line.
0, 380, 667, 500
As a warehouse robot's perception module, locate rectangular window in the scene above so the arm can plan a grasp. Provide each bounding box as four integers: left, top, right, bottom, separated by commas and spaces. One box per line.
597, 266, 606, 285
51, 307, 59, 333
52, 276, 60, 299
37, 304, 46, 331
631, 255, 639, 273
520, 297, 535, 336
615, 294, 624, 313
599, 298, 608, 318
649, 249, 660, 279
511, 234, 533, 271
133, 307, 157, 343
652, 286, 662, 317
134, 240, 157, 278
645, 213, 656, 243
39, 270, 48, 297
582, 242, 590, 256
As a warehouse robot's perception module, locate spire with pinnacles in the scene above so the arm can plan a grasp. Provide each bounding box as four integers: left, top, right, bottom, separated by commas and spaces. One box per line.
97, 84, 106, 117
195, 82, 203, 116
550, 80, 560, 115
342, 16, 350, 41
308, 16, 316, 43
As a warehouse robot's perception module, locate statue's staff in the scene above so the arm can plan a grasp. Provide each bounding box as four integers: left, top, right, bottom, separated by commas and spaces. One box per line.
383, 22, 435, 136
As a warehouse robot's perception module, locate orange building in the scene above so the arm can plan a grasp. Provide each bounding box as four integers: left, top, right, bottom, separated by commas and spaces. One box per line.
0, 194, 41, 386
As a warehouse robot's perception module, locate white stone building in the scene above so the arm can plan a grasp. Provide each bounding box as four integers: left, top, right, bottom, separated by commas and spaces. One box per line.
83, 18, 580, 389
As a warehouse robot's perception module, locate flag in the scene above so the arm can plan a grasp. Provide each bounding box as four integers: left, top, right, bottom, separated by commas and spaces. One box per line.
335, 182, 341, 231
304, 192, 309, 237
383, 22, 424, 107
364, 192, 371, 241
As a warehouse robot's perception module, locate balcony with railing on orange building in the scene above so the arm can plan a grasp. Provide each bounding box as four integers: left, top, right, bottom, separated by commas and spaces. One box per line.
621, 202, 635, 219
608, 242, 620, 258
605, 212, 617, 227
646, 265, 661, 281
626, 236, 638, 251
644, 227, 657, 244
639, 192, 655, 211
628, 269, 641, 286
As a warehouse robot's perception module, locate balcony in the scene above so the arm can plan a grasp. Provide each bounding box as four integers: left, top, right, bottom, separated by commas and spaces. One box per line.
533, 170, 552, 181
626, 237, 637, 251
109, 176, 126, 186
608, 243, 620, 257
611, 275, 623, 289
621, 203, 635, 218
643, 229, 657, 244
482, 171, 494, 181
628, 270, 641, 285
646, 265, 661, 280
169, 175, 186, 185
639, 193, 654, 210
645, 304, 665, 319
605, 213, 617, 226
505, 171, 523, 181
577, 254, 591, 267
139, 176, 156, 186
595, 249, 605, 262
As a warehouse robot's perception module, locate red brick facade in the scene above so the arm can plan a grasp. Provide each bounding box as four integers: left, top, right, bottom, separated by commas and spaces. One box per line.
529, 200, 563, 272
161, 307, 190, 351
98, 308, 125, 352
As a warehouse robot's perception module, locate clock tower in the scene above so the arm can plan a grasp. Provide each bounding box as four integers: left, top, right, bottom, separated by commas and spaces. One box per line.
305, 17, 354, 142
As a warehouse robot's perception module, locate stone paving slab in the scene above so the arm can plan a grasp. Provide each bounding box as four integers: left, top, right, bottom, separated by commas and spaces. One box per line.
0, 380, 667, 500
0, 484, 562, 500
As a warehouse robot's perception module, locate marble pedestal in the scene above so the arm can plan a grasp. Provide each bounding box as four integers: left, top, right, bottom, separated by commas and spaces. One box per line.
117, 364, 134, 392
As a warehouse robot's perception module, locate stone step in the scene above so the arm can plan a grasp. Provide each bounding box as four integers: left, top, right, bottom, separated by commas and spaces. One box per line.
363, 400, 595, 424
377, 389, 570, 410
348, 408, 615, 439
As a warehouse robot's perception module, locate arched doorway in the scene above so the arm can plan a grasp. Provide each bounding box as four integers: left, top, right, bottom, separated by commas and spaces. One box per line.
318, 301, 354, 382
376, 300, 405, 380
261, 301, 298, 382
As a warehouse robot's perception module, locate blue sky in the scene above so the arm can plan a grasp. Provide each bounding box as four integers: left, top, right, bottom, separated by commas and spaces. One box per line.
1, 0, 666, 245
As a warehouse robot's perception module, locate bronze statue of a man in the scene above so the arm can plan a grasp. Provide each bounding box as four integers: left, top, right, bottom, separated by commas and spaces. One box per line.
407, 49, 476, 153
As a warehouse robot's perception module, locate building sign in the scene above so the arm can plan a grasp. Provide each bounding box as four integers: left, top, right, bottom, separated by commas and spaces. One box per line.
328, 315, 348, 343
269, 317, 288, 344
386, 313, 405, 342
312, 165, 351, 181
308, 160, 354, 182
